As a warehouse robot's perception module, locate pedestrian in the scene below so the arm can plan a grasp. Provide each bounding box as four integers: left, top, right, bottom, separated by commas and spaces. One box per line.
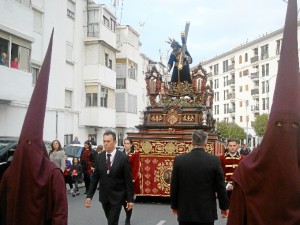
96, 144, 104, 154
49, 139, 65, 172
227, 1, 300, 224
219, 138, 244, 204
122, 138, 141, 225
170, 129, 229, 225
0, 31, 68, 225
80, 141, 96, 194
85, 130, 134, 225
240, 144, 250, 156
70, 157, 83, 197
72, 136, 81, 144
64, 155, 74, 193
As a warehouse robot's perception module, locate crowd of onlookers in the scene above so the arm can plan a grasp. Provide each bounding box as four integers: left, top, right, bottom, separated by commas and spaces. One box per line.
0, 51, 19, 69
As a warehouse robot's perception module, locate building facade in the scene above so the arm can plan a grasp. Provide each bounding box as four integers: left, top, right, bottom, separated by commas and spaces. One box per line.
201, 23, 300, 147
0, 0, 149, 145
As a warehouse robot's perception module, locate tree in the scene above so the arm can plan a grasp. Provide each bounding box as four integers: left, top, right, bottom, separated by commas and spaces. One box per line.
253, 113, 269, 137
217, 121, 246, 141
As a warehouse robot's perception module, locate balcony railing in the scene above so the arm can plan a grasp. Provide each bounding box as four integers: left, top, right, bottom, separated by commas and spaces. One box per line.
229, 108, 236, 113
251, 55, 259, 63
250, 72, 259, 79
251, 88, 259, 96
228, 79, 235, 85
228, 64, 235, 71
251, 105, 259, 111
227, 92, 235, 99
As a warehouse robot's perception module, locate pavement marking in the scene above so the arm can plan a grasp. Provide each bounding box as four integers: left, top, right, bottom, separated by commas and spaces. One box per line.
156, 220, 166, 225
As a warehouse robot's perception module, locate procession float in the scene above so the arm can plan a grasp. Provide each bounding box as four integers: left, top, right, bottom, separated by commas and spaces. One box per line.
127, 22, 223, 197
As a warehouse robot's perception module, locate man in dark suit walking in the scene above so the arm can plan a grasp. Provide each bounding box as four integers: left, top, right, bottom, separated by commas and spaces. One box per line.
170, 129, 229, 225
85, 130, 134, 225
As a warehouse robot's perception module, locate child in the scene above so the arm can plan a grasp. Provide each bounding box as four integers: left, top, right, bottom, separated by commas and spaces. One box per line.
70, 157, 83, 197
64, 155, 74, 193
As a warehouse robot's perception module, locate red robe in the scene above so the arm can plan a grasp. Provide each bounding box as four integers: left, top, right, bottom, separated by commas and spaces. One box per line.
219, 152, 243, 202
128, 151, 141, 194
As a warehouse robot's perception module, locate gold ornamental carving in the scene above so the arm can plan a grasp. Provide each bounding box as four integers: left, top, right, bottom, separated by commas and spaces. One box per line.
182, 114, 195, 122
142, 142, 152, 154
154, 159, 174, 194
150, 114, 163, 122
165, 142, 176, 154
166, 108, 179, 125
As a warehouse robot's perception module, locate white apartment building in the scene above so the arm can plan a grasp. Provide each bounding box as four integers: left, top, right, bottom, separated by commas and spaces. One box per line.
201, 23, 300, 147
0, 0, 149, 146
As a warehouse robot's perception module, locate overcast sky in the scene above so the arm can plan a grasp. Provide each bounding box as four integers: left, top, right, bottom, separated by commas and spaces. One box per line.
95, 0, 289, 66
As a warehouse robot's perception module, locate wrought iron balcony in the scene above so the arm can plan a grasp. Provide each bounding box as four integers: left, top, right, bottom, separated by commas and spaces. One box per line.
251, 55, 259, 63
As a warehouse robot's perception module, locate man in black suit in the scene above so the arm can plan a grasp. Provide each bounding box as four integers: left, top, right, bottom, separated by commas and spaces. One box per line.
85, 131, 134, 225
170, 129, 229, 225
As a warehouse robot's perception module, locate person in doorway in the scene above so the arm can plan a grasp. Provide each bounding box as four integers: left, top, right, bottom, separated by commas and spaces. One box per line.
170, 129, 229, 225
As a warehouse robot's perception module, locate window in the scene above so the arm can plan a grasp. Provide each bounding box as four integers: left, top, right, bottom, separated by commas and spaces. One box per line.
266, 97, 270, 110
103, 16, 109, 28
262, 98, 266, 110
239, 86, 243, 92
87, 10, 99, 37
240, 101, 243, 107
33, 9, 43, 33
262, 81, 265, 93
109, 59, 112, 69
67, 0, 75, 19
245, 53, 248, 62
100, 87, 108, 108
213, 64, 219, 75
240, 116, 243, 122
261, 44, 269, 60
243, 69, 249, 76
66, 42, 73, 63
86, 85, 98, 107
239, 71, 242, 78
223, 76, 228, 87
14, 0, 31, 8
64, 134, 73, 146
214, 105, 219, 115
276, 39, 282, 55
110, 18, 116, 32
65, 90, 72, 108
214, 79, 219, 89
266, 63, 269, 76
116, 78, 126, 89
223, 60, 228, 73
245, 84, 249, 91
128, 67, 136, 80
31, 66, 40, 85
105, 53, 109, 67
128, 94, 137, 113
266, 81, 269, 93
0, 33, 31, 72
262, 65, 266, 77
239, 55, 242, 64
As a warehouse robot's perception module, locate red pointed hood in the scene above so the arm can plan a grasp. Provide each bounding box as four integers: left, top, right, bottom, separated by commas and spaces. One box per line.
230, 0, 300, 223
0, 30, 59, 224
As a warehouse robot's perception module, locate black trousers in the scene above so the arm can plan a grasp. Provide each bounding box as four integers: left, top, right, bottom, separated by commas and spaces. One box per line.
102, 203, 122, 225
83, 173, 90, 192
179, 222, 214, 225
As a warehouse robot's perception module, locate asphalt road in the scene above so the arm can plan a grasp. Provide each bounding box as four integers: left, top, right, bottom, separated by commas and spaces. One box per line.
68, 187, 228, 225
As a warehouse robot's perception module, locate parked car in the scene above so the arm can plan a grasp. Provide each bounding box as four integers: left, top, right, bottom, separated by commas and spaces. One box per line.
0, 136, 52, 180
63, 144, 97, 164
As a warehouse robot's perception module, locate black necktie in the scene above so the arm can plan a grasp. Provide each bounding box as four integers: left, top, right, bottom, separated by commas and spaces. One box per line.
107, 154, 111, 173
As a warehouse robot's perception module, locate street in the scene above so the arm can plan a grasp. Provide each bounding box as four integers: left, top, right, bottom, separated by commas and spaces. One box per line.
68, 187, 227, 225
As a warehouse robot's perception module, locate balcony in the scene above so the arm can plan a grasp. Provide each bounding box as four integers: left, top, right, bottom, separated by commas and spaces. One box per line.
228, 108, 235, 114
251, 55, 259, 63
81, 107, 116, 127
228, 79, 235, 86
227, 92, 235, 100
228, 64, 235, 71
251, 105, 259, 112
0, 66, 33, 102
250, 72, 259, 80
251, 88, 259, 97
